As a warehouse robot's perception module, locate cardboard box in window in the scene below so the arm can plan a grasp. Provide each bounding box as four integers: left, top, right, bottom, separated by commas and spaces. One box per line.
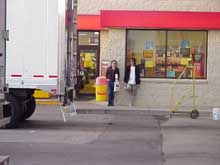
180, 58, 191, 66
145, 68, 155, 77
180, 48, 190, 57
143, 50, 153, 58
167, 57, 181, 65
167, 57, 174, 65
156, 46, 165, 57
156, 65, 165, 72
156, 57, 165, 64
145, 60, 154, 68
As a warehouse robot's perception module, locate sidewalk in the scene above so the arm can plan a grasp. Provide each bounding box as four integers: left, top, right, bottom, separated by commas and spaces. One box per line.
36, 97, 212, 117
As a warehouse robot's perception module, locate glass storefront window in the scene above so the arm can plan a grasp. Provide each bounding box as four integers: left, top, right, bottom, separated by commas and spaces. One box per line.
127, 30, 166, 78
78, 31, 99, 46
167, 31, 207, 79
126, 30, 207, 79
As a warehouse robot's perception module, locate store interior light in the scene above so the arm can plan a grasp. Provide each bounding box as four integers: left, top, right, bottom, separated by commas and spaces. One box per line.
79, 33, 88, 36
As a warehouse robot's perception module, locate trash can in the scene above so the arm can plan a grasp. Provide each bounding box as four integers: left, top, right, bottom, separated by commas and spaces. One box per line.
96, 77, 107, 101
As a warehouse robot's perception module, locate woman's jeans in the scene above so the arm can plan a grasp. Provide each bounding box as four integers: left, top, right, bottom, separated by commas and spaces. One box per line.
108, 80, 114, 106
129, 84, 137, 106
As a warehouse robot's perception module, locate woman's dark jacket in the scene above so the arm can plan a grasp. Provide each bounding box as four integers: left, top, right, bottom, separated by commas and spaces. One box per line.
106, 67, 120, 82
124, 65, 141, 84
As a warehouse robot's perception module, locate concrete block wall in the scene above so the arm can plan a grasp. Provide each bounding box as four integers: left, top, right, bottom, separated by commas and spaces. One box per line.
78, 0, 220, 14
100, 29, 130, 106
78, 0, 220, 109
100, 29, 126, 72
136, 31, 220, 109
101, 30, 220, 109
205, 31, 220, 107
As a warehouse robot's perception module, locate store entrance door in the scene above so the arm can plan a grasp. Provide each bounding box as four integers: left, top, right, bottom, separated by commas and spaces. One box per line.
78, 46, 99, 96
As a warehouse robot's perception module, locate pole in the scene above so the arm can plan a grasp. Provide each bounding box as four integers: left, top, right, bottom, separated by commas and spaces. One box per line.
64, 0, 78, 105
72, 0, 78, 98
66, 0, 72, 87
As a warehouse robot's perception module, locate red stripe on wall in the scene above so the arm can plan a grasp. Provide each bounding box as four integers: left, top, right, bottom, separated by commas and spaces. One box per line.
78, 15, 101, 30
100, 10, 220, 30
11, 74, 22, 77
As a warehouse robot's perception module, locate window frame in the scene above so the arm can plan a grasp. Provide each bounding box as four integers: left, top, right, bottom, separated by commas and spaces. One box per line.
77, 30, 101, 79
78, 30, 100, 46
126, 29, 208, 79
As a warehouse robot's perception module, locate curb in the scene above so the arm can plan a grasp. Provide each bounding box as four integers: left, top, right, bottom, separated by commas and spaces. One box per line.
75, 108, 211, 116
36, 99, 60, 105
35, 99, 212, 117
75, 109, 170, 117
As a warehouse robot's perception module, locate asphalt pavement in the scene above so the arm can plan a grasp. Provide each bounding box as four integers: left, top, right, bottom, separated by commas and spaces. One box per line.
0, 105, 219, 165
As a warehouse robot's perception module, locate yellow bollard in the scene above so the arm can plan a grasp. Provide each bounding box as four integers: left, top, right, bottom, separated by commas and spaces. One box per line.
95, 77, 107, 101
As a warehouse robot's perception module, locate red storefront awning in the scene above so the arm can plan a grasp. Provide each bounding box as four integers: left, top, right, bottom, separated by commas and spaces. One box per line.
77, 15, 101, 30
100, 10, 220, 30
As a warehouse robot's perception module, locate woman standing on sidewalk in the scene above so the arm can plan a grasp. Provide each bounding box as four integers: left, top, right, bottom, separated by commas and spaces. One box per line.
106, 60, 120, 106
124, 58, 141, 106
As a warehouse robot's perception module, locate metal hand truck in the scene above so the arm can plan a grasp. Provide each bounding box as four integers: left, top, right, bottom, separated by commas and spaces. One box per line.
169, 65, 199, 119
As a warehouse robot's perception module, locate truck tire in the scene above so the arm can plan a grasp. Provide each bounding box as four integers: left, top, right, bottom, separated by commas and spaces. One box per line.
21, 96, 36, 120
5, 94, 21, 128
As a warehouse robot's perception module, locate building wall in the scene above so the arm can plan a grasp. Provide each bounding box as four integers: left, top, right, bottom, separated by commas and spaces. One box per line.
78, 1, 220, 109
100, 29, 129, 105
78, 0, 220, 15
100, 29, 126, 72
142, 31, 219, 109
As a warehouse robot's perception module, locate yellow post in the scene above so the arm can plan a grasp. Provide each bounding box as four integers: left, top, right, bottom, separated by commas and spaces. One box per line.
192, 65, 196, 111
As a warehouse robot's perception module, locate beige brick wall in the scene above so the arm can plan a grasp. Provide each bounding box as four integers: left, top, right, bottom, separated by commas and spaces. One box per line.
100, 29, 126, 71
99, 29, 220, 110
140, 31, 220, 110
78, 1, 220, 110
78, 0, 220, 15
100, 29, 129, 105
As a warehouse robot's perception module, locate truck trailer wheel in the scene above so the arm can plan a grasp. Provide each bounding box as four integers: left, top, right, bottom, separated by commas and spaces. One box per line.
21, 96, 36, 120
5, 94, 21, 128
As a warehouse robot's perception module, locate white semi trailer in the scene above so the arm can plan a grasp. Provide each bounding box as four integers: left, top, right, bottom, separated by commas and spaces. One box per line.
1, 0, 78, 128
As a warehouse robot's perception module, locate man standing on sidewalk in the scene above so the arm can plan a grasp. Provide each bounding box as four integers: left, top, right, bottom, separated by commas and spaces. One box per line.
106, 60, 120, 106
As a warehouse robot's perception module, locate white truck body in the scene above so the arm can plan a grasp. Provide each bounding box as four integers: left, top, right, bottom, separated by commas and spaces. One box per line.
6, 0, 66, 95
